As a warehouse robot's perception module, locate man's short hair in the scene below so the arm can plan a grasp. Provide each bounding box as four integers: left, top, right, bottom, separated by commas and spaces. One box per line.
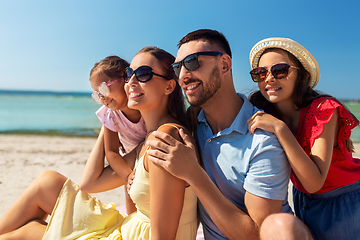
178, 29, 232, 58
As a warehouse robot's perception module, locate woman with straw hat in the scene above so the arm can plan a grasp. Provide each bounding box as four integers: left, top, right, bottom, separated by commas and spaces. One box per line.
248, 37, 360, 239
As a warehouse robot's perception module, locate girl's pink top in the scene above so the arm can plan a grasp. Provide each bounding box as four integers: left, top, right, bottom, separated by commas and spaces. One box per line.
96, 106, 147, 156
291, 97, 360, 194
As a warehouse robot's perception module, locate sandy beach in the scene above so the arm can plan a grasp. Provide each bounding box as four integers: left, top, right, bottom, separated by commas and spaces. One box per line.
0, 134, 125, 218
1, 134, 360, 219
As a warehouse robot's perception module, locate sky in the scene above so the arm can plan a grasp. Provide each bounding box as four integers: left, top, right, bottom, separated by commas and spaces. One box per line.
0, 0, 359, 100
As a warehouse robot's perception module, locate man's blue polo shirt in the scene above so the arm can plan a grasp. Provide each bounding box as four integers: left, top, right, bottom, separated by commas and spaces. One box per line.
196, 93, 291, 240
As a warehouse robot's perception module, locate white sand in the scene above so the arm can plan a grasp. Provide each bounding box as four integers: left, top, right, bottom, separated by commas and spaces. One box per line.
0, 135, 125, 218
0, 134, 359, 218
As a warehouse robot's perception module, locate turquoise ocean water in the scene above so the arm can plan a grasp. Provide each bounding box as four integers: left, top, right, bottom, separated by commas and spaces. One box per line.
1, 90, 360, 141
0, 90, 101, 136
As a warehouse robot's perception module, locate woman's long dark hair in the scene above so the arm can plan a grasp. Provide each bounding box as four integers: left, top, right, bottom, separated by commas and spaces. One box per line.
136, 46, 187, 127
249, 48, 359, 152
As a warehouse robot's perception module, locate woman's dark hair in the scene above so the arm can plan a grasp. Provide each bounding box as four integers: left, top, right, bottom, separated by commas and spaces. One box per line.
90, 55, 129, 80
249, 48, 359, 152
136, 46, 187, 127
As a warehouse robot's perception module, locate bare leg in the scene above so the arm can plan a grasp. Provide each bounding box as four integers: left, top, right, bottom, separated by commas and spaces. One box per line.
259, 213, 313, 240
0, 171, 67, 237
0, 220, 47, 240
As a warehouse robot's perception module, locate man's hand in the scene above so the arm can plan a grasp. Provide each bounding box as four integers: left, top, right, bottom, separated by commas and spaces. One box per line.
146, 128, 200, 182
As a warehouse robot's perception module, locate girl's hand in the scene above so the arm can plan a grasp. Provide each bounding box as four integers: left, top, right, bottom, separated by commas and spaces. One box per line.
126, 169, 136, 194
247, 111, 282, 135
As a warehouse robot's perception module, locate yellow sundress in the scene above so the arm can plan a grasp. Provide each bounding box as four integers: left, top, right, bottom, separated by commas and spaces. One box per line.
42, 129, 198, 239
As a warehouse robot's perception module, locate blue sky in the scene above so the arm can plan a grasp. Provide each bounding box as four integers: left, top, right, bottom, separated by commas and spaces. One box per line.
1, 0, 359, 99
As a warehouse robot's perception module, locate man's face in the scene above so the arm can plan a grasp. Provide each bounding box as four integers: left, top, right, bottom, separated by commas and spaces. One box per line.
175, 40, 222, 107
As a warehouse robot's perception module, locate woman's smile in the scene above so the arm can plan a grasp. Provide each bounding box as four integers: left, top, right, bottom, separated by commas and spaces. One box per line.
128, 90, 144, 98
265, 86, 282, 93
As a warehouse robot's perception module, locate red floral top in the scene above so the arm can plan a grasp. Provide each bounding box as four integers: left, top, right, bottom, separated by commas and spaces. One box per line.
291, 97, 360, 194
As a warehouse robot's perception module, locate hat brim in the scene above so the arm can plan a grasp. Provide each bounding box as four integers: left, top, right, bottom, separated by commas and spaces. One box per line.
249, 37, 319, 89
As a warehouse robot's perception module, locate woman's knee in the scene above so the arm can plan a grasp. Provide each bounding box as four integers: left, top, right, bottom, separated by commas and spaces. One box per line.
38, 170, 66, 182
34, 171, 67, 194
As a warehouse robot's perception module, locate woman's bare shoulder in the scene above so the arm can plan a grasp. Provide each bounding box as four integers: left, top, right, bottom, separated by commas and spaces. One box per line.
155, 123, 193, 143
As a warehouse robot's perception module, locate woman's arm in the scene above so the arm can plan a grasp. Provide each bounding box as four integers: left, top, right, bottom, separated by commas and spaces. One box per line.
248, 110, 337, 193
148, 125, 186, 240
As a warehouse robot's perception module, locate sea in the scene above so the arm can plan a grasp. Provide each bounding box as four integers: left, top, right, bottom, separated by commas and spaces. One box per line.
1, 90, 360, 142
0, 90, 101, 137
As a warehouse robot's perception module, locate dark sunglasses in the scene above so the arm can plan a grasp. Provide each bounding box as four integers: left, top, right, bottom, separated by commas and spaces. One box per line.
124, 66, 171, 83
171, 51, 223, 77
249, 63, 300, 82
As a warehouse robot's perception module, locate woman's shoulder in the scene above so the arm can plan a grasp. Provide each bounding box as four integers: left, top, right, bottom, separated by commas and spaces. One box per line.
302, 97, 338, 120
157, 123, 183, 131
156, 123, 185, 142
308, 96, 345, 110
301, 97, 337, 127
305, 97, 354, 122
155, 123, 195, 145
300, 96, 358, 146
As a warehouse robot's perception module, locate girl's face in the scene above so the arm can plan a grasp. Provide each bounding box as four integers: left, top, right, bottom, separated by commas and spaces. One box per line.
90, 71, 128, 111
257, 49, 298, 105
125, 52, 174, 111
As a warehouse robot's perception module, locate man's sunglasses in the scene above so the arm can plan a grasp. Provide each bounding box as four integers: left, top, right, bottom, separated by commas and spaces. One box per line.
249, 63, 300, 82
171, 51, 223, 77
124, 66, 171, 83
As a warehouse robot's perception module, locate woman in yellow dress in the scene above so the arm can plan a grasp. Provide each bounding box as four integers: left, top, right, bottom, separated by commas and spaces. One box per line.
0, 46, 198, 240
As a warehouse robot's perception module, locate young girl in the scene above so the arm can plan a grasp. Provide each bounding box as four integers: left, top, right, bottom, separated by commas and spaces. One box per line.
0, 47, 198, 240
80, 56, 146, 214
248, 37, 360, 239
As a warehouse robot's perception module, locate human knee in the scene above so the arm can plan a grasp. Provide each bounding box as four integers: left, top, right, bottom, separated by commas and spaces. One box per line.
37, 170, 65, 181
260, 213, 312, 240
35, 171, 67, 192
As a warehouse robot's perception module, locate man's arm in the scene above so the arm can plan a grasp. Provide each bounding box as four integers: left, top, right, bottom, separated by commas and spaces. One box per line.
147, 129, 284, 240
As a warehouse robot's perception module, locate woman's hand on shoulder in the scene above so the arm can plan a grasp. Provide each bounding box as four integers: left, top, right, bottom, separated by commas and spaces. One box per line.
247, 111, 285, 135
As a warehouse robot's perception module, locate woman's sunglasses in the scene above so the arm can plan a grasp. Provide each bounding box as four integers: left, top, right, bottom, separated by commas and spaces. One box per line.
91, 79, 121, 104
249, 63, 300, 82
171, 51, 223, 77
124, 66, 171, 83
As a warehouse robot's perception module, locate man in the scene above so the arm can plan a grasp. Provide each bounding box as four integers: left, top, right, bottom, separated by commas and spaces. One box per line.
146, 29, 292, 240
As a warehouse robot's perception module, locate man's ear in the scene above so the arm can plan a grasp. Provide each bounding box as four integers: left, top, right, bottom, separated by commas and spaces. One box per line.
220, 54, 232, 75
164, 79, 176, 95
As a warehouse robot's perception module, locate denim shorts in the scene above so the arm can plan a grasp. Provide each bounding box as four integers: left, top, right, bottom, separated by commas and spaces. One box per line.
293, 180, 360, 240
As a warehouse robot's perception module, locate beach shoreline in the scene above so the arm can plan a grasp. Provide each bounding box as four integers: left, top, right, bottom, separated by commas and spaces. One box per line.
1, 134, 360, 218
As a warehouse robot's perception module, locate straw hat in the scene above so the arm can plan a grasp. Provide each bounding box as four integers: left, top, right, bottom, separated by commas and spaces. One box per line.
249, 37, 320, 89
